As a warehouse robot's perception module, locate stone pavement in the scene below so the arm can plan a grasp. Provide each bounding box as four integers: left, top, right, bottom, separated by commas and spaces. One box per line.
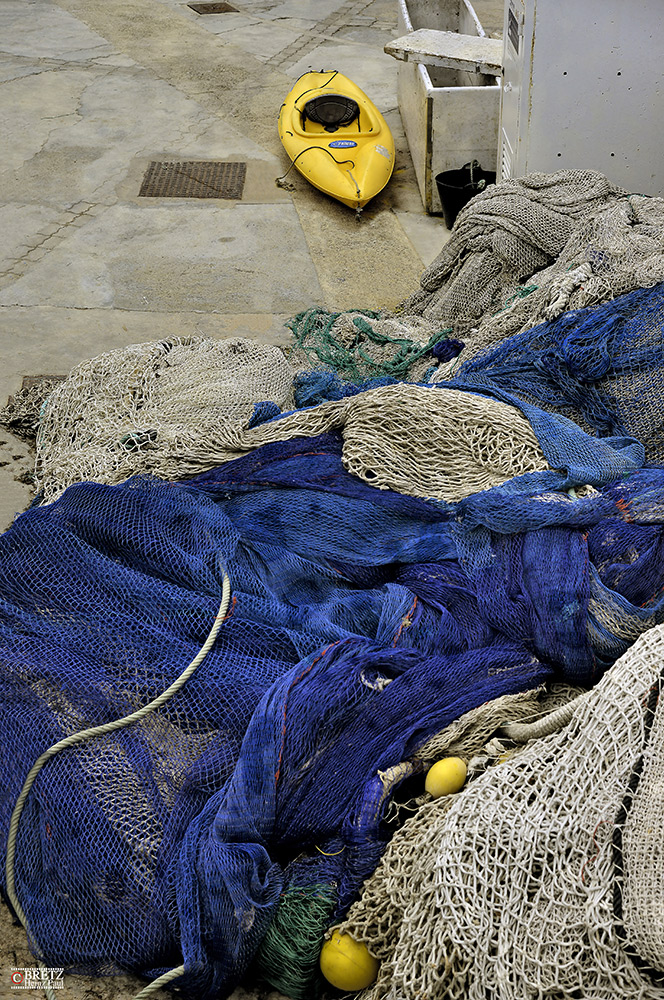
0, 0, 457, 532
0, 0, 501, 995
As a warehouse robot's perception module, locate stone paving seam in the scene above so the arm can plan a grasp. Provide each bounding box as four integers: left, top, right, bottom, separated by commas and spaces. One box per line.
0, 207, 100, 291
263, 32, 323, 68
263, 0, 376, 69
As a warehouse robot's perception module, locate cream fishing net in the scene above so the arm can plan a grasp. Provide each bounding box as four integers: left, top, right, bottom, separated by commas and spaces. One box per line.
403, 170, 624, 321
208, 382, 548, 501
448, 194, 664, 364
35, 354, 548, 504
34, 337, 296, 504
341, 623, 664, 1000
401, 170, 664, 364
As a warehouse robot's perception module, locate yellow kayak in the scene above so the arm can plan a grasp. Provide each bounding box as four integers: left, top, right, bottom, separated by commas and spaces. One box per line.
278, 70, 395, 213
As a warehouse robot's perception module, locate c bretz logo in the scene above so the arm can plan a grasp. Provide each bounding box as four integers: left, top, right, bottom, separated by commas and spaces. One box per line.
10, 967, 65, 990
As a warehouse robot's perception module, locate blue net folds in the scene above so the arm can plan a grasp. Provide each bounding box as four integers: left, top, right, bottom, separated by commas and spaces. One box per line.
3, 435, 664, 996
453, 281, 664, 462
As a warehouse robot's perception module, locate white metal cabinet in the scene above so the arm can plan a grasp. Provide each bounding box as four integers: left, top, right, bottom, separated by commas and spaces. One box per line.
499, 0, 664, 195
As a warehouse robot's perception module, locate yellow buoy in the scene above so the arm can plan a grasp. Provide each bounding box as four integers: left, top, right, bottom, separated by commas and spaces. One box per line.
320, 928, 379, 991
425, 756, 467, 798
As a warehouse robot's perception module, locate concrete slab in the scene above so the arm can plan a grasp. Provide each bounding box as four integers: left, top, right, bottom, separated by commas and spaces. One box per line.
54, 0, 295, 157
0, 204, 70, 273
0, 202, 324, 312
186, 11, 263, 34
207, 18, 309, 60
332, 23, 400, 46
362, 0, 399, 22
0, 1, 115, 62
0, 54, 61, 84
0, 70, 90, 176
395, 209, 451, 266
237, 0, 345, 21
0, 66, 272, 209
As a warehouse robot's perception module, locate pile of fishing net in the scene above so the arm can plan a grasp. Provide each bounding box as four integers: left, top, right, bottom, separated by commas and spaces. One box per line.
31, 284, 664, 506
5, 446, 664, 998
34, 351, 555, 504
270, 171, 664, 379
28, 312, 453, 504
403, 169, 664, 362
33, 337, 295, 504
341, 621, 664, 1000
4, 168, 664, 1000
0, 442, 557, 997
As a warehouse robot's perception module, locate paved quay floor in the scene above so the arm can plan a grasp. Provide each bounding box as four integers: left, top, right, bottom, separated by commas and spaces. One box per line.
0, 0, 460, 531
0, 0, 501, 995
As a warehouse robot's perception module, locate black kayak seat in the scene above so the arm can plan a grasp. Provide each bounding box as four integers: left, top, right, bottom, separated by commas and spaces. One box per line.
302, 94, 360, 132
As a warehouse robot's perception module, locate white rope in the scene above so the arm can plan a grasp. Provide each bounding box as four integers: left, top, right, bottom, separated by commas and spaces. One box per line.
132, 963, 186, 998
5, 571, 232, 1000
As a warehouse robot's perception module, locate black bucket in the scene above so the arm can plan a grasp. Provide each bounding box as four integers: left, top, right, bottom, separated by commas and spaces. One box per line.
435, 160, 496, 229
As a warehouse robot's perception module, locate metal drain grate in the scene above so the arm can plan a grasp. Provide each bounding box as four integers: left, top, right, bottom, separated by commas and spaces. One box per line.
187, 1, 238, 12
138, 161, 247, 200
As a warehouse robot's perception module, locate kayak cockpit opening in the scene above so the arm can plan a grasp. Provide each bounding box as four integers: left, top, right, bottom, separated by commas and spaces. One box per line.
302, 94, 360, 133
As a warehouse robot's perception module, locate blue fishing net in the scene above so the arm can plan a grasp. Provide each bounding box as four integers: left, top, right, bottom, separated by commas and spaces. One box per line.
292, 370, 399, 409
452, 281, 664, 462
3, 431, 664, 997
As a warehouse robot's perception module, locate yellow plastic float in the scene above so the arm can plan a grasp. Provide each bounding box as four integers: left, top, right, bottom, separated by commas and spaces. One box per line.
425, 756, 468, 798
278, 70, 395, 213
320, 928, 380, 991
